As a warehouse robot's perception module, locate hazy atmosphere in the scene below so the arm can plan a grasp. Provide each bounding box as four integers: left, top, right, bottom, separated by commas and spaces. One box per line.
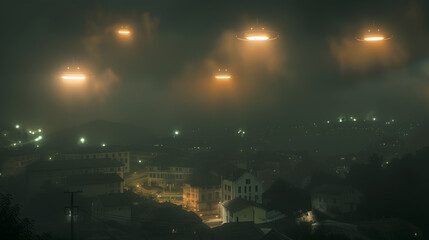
1, 1, 429, 240
1, 0, 429, 133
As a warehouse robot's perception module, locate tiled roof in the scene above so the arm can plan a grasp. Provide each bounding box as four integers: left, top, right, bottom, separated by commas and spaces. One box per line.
222, 198, 265, 213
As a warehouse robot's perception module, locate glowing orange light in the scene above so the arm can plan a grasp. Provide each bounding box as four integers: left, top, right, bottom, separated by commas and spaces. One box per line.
215, 75, 231, 80
118, 30, 131, 34
61, 74, 86, 82
363, 36, 385, 41
246, 36, 269, 41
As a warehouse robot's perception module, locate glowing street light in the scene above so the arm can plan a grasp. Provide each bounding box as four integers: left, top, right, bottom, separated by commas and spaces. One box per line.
101, 143, 106, 147
15, 124, 20, 129
80, 137, 85, 144
174, 130, 180, 136
356, 27, 393, 42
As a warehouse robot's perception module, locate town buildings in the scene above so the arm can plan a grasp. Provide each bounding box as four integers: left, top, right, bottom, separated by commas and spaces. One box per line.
222, 198, 267, 224
26, 158, 124, 194
142, 165, 193, 192
61, 151, 131, 173
66, 173, 124, 197
221, 171, 263, 204
182, 183, 221, 218
311, 184, 362, 219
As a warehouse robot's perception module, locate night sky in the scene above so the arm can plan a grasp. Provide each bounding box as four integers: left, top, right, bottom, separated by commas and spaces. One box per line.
1, 0, 429, 133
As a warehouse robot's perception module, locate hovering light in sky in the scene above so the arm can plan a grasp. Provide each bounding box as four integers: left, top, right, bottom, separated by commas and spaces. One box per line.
117, 26, 131, 37
356, 27, 392, 42
61, 66, 86, 82
363, 36, 385, 41
215, 75, 232, 79
214, 68, 232, 80
246, 36, 269, 41
61, 75, 86, 80
80, 137, 85, 144
118, 30, 130, 34
236, 24, 279, 41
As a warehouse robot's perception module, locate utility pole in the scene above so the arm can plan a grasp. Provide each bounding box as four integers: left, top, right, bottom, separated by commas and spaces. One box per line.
65, 191, 81, 240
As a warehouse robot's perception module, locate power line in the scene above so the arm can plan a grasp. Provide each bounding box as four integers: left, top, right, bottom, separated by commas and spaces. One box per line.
64, 191, 81, 240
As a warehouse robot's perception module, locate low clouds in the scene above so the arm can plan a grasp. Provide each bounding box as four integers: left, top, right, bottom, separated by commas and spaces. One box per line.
329, 37, 408, 74
168, 29, 289, 115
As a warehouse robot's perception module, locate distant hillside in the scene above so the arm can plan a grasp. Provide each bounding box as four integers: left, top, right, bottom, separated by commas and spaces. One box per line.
45, 120, 157, 149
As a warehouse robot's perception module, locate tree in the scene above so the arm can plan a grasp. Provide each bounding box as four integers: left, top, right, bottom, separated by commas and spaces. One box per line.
0, 193, 34, 240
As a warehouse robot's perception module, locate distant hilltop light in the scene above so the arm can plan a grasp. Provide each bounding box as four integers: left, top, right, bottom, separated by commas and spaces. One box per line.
80, 137, 85, 144
101, 143, 106, 147
15, 124, 20, 129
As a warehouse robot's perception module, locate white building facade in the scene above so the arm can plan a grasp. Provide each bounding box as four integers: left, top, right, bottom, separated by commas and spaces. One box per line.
221, 172, 263, 204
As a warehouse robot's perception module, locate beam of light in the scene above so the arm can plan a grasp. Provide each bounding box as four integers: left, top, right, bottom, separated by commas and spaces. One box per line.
62, 75, 86, 80
364, 36, 385, 41
118, 30, 131, 34
246, 36, 269, 41
215, 75, 231, 79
